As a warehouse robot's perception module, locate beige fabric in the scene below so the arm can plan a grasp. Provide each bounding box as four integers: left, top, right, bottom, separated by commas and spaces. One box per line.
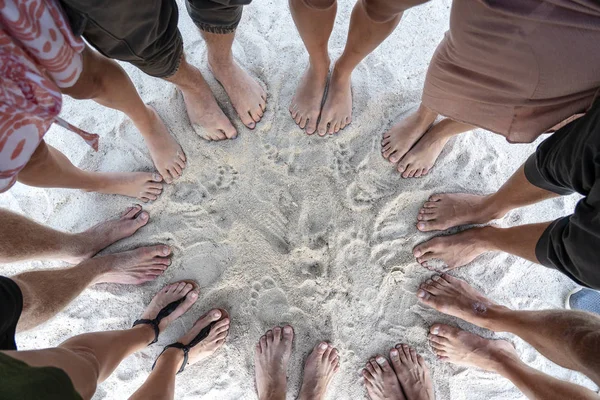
421, 0, 600, 143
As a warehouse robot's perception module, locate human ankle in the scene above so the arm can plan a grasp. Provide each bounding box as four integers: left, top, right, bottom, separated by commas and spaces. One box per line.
481, 194, 510, 220
154, 348, 185, 374
308, 55, 331, 76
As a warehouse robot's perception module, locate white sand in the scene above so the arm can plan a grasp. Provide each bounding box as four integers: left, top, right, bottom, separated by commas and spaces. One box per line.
2, 1, 598, 399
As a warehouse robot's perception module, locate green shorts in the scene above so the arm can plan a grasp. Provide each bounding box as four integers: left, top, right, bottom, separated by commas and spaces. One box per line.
60, 0, 252, 78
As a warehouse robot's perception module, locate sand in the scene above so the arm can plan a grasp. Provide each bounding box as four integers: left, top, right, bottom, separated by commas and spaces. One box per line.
2, 0, 598, 399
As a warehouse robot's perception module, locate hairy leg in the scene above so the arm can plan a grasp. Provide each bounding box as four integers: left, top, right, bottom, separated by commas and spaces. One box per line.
394, 118, 474, 178
202, 31, 267, 130
165, 54, 237, 141
13, 245, 171, 331
0, 206, 148, 264
415, 165, 560, 232
289, 0, 336, 134
17, 141, 163, 201
428, 324, 599, 400
418, 274, 600, 386
316, 0, 404, 136
413, 222, 550, 270
62, 46, 185, 184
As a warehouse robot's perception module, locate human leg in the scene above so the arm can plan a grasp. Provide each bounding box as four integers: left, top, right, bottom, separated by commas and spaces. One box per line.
13, 245, 172, 332
418, 274, 600, 385
17, 140, 164, 201
428, 324, 599, 400
412, 222, 551, 270
392, 118, 475, 178
129, 308, 230, 400
288, 0, 337, 134
316, 0, 412, 136
254, 325, 294, 400
3, 282, 198, 399
298, 341, 340, 400
414, 165, 559, 233
62, 46, 186, 184
0, 206, 148, 264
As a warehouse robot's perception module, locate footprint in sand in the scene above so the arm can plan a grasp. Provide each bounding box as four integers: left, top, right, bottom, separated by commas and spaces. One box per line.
206, 165, 239, 193
248, 277, 294, 325
331, 141, 353, 176
173, 242, 233, 287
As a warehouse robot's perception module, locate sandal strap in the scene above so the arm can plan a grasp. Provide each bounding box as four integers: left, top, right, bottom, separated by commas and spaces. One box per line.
151, 321, 218, 374
132, 319, 160, 345
152, 342, 189, 374
132, 297, 187, 346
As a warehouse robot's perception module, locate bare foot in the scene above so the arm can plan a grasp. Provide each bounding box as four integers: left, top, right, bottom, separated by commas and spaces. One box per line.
67, 205, 150, 263
210, 60, 267, 130
154, 308, 230, 372
382, 105, 437, 165
412, 228, 490, 270
390, 344, 434, 400
290, 62, 330, 135
139, 281, 199, 333
91, 244, 172, 285
299, 342, 340, 400
316, 66, 352, 136
177, 65, 237, 141
363, 355, 406, 400
396, 119, 473, 178
416, 274, 503, 330
428, 324, 518, 371
91, 171, 163, 202
416, 193, 503, 232
255, 325, 294, 400
140, 106, 187, 184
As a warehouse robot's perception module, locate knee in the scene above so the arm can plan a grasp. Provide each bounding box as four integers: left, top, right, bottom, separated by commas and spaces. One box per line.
303, 0, 336, 10
57, 345, 100, 399
61, 49, 111, 100
361, 0, 426, 23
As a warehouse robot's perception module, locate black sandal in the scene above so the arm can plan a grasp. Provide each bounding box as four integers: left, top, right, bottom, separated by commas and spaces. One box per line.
133, 295, 190, 345
152, 309, 228, 374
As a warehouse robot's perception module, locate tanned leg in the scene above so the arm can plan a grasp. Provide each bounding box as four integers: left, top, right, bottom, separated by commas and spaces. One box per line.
413, 222, 551, 270
288, 0, 337, 134
418, 274, 600, 386
415, 164, 560, 232
164, 54, 237, 141
4, 283, 199, 400
0, 206, 149, 264
129, 309, 230, 400
62, 46, 185, 184
17, 140, 164, 201
13, 245, 172, 331
428, 324, 599, 400
316, 0, 404, 136
202, 31, 267, 130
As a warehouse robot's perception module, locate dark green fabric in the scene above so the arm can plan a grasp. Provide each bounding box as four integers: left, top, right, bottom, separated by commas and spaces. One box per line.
0, 352, 82, 400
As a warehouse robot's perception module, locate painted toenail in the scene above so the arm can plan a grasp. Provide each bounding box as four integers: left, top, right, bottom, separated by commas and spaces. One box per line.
432, 327, 439, 334
417, 290, 426, 298
376, 357, 387, 365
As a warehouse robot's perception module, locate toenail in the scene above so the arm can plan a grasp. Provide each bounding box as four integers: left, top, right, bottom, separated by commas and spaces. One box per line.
190, 292, 198, 298
162, 247, 169, 255
417, 290, 426, 298
432, 275, 440, 281
376, 357, 387, 365
391, 349, 398, 356
140, 212, 148, 220
414, 250, 422, 257
213, 310, 221, 318
320, 343, 328, 350
432, 327, 439, 334
417, 223, 425, 230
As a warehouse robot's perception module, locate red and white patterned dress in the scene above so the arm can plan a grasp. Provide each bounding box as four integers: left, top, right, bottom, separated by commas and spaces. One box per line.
0, 0, 99, 193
